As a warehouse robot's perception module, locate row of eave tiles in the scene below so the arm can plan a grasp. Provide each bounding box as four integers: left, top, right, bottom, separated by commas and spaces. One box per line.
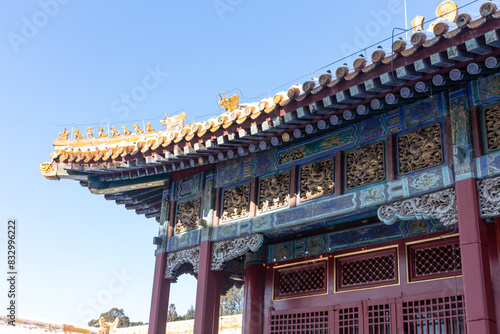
50, 3, 500, 171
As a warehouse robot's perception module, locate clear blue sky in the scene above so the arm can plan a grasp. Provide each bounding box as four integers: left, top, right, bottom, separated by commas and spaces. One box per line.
0, 0, 484, 327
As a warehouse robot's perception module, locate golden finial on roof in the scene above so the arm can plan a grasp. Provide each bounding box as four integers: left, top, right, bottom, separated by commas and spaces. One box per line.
436, 1, 458, 23
133, 123, 144, 134
122, 125, 131, 135
411, 15, 425, 33
74, 128, 83, 140
161, 112, 186, 131
218, 92, 240, 113
58, 128, 70, 140
98, 317, 119, 334
146, 122, 154, 133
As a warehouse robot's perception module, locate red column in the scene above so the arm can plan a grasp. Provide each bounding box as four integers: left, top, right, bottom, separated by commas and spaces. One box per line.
148, 252, 170, 334
456, 178, 496, 333
242, 263, 266, 334
194, 241, 222, 334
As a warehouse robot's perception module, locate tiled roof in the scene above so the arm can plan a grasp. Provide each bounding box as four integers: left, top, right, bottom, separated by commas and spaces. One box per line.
41, 2, 500, 220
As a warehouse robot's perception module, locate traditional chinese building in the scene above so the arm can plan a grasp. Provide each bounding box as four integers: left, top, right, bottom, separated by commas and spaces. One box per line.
42, 2, 500, 333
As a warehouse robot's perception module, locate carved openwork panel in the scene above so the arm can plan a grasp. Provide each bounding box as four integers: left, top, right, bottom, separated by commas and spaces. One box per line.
221, 183, 250, 222
175, 197, 201, 234
478, 175, 500, 218
258, 171, 290, 212
484, 104, 500, 151
397, 123, 444, 175
345, 141, 385, 190
299, 157, 334, 202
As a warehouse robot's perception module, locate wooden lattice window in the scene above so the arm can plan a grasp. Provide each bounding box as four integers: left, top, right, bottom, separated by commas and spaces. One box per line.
367, 303, 392, 334
484, 104, 500, 152
336, 305, 360, 333
401, 293, 466, 333
336, 248, 398, 291
408, 237, 462, 282
273, 260, 327, 300
270, 308, 330, 334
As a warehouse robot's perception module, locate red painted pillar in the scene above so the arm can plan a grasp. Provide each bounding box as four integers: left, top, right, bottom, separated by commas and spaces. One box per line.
242, 263, 266, 334
148, 252, 170, 334
456, 178, 496, 333
193, 241, 222, 334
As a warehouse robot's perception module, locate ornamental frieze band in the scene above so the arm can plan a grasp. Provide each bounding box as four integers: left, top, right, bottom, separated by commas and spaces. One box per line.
258, 171, 291, 212
300, 157, 334, 201
378, 188, 457, 226
346, 141, 386, 190
397, 123, 444, 175
175, 197, 201, 234
211, 234, 264, 271
165, 246, 200, 280
478, 175, 500, 218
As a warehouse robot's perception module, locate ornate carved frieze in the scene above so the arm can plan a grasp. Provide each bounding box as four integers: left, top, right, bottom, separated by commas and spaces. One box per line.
299, 157, 334, 201
485, 104, 500, 152
221, 183, 250, 222
398, 123, 444, 175
211, 234, 264, 271
165, 246, 200, 280
378, 188, 457, 226
175, 197, 201, 234
346, 141, 385, 190
259, 171, 290, 212
478, 175, 500, 218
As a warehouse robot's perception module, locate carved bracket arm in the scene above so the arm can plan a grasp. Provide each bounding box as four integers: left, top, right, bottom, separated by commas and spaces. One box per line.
165, 246, 200, 280
377, 188, 457, 226
478, 175, 500, 219
211, 234, 264, 271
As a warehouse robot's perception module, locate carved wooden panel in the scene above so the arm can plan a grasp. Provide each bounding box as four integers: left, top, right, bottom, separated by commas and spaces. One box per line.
485, 104, 500, 151
175, 197, 201, 234
258, 171, 290, 212
345, 141, 385, 190
299, 157, 335, 202
221, 183, 250, 222
397, 123, 444, 175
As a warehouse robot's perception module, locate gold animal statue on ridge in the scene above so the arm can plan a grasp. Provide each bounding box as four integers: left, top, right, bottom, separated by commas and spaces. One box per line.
58, 128, 70, 140
218, 92, 239, 113
98, 317, 119, 334
122, 125, 131, 136
87, 127, 93, 138
161, 112, 186, 131
74, 128, 83, 140
110, 126, 120, 137
133, 123, 143, 134
98, 127, 108, 137
146, 122, 154, 133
